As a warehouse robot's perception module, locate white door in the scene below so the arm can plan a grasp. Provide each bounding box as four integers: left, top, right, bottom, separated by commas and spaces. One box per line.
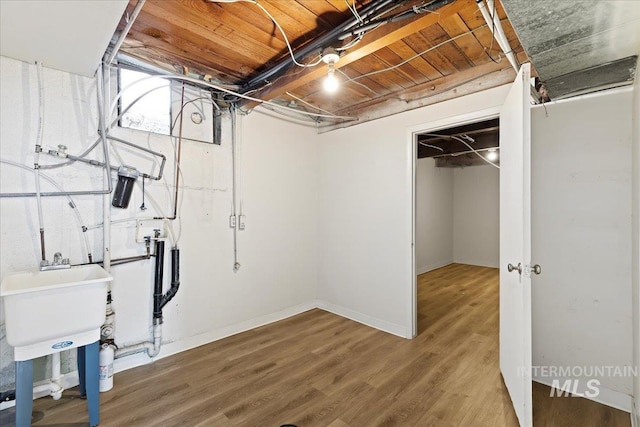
499, 63, 532, 427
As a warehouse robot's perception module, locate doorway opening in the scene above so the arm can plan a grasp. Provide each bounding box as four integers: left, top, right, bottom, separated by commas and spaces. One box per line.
413, 117, 500, 335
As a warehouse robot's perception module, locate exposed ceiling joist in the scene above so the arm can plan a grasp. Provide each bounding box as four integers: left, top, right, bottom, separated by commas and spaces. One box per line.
243, 0, 476, 109
4, 0, 635, 128
435, 154, 498, 167
321, 58, 519, 132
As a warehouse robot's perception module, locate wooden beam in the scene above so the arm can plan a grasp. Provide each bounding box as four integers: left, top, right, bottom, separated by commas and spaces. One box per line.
242, 0, 476, 108
319, 51, 529, 132
435, 154, 499, 167
320, 66, 515, 132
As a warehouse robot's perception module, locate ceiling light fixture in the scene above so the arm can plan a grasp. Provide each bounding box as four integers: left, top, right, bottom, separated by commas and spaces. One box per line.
322, 48, 340, 93
487, 148, 498, 161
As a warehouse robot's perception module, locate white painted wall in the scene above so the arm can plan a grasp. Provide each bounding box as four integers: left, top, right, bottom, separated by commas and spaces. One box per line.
453, 165, 500, 268
0, 57, 318, 391
2, 54, 634, 417
317, 80, 634, 412
316, 85, 511, 337
415, 160, 499, 273
531, 88, 634, 410
415, 158, 453, 274
0, 0, 127, 77
632, 58, 640, 422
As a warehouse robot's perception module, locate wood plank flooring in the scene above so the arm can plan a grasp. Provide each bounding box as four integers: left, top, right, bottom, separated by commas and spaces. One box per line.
17, 263, 630, 426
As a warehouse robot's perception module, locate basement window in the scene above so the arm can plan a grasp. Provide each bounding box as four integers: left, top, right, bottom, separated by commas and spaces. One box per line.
119, 68, 171, 135
118, 68, 221, 144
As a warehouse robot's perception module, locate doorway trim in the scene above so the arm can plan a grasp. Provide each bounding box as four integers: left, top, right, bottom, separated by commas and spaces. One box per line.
406, 106, 502, 338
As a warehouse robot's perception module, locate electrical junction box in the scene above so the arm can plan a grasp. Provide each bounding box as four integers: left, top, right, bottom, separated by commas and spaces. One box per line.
135, 219, 168, 243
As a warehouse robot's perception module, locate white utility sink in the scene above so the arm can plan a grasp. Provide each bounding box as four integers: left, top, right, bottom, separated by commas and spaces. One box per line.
1, 264, 112, 360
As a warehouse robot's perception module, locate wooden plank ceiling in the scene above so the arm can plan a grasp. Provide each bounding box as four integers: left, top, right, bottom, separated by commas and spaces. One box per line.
114, 0, 527, 127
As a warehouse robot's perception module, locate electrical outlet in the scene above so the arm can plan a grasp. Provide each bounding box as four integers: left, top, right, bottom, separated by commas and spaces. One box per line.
238, 215, 246, 230
229, 214, 236, 228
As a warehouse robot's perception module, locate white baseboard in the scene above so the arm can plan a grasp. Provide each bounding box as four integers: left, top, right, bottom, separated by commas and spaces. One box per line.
114, 300, 318, 374
158, 300, 318, 360
2, 298, 407, 412
452, 259, 499, 269
534, 376, 632, 413
417, 260, 452, 275
316, 300, 409, 338
113, 351, 151, 374
632, 400, 639, 427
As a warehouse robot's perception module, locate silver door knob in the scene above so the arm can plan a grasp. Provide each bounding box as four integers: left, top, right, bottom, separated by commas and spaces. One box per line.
507, 263, 522, 274
531, 264, 541, 275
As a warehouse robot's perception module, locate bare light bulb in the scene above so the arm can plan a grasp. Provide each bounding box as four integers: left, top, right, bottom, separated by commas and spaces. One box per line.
323, 69, 339, 93
321, 48, 340, 94
486, 149, 498, 161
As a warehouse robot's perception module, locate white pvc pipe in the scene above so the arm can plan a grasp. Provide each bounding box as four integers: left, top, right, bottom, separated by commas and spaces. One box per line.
49, 352, 63, 400
106, 0, 146, 65
32, 353, 63, 400
114, 323, 162, 359
477, 0, 519, 72
231, 106, 240, 272
34, 61, 46, 263
486, 0, 514, 59
98, 64, 112, 274
0, 159, 93, 262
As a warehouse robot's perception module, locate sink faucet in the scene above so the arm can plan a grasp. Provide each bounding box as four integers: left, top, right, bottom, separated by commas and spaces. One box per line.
40, 252, 71, 271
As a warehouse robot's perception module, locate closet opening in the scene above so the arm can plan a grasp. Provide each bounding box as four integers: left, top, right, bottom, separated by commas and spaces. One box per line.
414, 117, 500, 336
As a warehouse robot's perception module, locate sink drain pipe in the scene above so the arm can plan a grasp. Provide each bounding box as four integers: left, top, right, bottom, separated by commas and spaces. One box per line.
115, 239, 180, 359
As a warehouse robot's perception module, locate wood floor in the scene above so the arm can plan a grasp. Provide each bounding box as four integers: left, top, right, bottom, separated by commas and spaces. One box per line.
17, 263, 630, 426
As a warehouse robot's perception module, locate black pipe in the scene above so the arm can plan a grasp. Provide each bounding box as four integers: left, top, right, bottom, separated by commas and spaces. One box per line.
0, 389, 15, 403
110, 254, 152, 266
161, 248, 180, 310
153, 239, 165, 321
94, 240, 152, 267
242, 0, 396, 91
39, 228, 46, 262
338, 0, 455, 40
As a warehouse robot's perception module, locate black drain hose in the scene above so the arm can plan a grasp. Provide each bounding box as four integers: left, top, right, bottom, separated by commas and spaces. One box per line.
152, 240, 180, 323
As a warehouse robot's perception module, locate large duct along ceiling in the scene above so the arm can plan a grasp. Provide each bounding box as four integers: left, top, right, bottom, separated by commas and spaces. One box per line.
501, 0, 639, 99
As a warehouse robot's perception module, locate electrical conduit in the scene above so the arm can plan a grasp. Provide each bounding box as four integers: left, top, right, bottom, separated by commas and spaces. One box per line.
476, 0, 519, 72
230, 105, 240, 272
